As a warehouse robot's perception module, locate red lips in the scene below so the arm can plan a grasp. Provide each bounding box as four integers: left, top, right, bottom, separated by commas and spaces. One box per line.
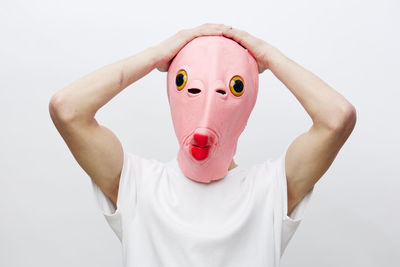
190, 133, 211, 161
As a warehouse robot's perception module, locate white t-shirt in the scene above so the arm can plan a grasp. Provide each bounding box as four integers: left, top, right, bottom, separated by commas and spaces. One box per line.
91, 147, 313, 267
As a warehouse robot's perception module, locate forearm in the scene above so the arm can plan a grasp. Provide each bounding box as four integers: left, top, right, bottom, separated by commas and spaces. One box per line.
50, 46, 159, 122
265, 46, 355, 130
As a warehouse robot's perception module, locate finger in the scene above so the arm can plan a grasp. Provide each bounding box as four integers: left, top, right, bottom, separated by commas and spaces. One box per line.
193, 23, 232, 37
222, 27, 249, 46
198, 23, 229, 31
224, 28, 264, 53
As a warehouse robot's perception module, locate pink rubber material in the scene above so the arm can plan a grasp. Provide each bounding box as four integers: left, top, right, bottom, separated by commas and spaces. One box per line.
167, 35, 259, 183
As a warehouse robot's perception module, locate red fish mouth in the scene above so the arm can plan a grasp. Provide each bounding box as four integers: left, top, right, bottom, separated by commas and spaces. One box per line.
190, 144, 211, 161
189, 131, 216, 161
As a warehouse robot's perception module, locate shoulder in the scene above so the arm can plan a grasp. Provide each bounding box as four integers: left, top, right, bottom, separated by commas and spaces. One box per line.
121, 151, 167, 186
244, 158, 281, 194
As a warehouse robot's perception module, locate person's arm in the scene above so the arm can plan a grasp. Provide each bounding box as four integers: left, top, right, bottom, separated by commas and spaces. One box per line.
51, 48, 158, 122
49, 24, 232, 208
222, 28, 357, 215
267, 47, 357, 215
48, 47, 159, 207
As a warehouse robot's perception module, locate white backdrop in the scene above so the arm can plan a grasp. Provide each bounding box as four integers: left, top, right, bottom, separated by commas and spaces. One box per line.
1, 0, 399, 266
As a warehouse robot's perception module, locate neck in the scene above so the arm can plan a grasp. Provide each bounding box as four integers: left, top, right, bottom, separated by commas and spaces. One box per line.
228, 159, 237, 171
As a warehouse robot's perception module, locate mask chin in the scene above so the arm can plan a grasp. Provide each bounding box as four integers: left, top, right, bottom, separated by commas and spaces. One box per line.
177, 135, 238, 183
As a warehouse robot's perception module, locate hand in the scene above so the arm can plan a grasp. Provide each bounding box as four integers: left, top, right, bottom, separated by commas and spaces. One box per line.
154, 23, 233, 72
222, 27, 276, 74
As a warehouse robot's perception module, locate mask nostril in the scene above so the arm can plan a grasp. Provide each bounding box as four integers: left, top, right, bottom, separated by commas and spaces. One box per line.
188, 88, 201, 94
216, 89, 226, 95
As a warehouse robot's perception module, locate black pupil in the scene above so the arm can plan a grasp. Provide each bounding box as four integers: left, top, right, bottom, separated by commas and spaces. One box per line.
233, 80, 243, 93
176, 73, 184, 87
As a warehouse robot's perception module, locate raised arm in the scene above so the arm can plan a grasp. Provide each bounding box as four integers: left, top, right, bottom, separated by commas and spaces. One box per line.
222, 27, 357, 215
48, 24, 232, 208
48, 46, 159, 207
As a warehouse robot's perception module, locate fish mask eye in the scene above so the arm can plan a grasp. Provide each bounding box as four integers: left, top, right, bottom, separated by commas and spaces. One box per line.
229, 75, 244, 96
176, 69, 188, 91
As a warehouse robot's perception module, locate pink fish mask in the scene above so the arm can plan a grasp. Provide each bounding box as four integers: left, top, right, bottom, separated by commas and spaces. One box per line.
167, 35, 259, 183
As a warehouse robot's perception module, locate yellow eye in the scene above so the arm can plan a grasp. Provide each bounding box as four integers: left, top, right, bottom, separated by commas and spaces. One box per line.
229, 75, 244, 96
175, 69, 187, 91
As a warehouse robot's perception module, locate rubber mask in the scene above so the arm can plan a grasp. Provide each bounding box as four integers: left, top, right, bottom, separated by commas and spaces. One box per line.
167, 35, 259, 183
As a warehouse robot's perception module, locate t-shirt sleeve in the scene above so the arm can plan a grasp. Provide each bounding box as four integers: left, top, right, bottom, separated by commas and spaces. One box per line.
90, 146, 138, 242
273, 146, 314, 256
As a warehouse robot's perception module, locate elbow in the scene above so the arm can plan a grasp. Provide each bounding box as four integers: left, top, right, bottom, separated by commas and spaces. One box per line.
48, 92, 79, 124
329, 102, 357, 133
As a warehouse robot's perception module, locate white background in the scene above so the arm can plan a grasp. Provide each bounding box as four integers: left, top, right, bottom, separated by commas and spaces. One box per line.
1, 0, 399, 266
